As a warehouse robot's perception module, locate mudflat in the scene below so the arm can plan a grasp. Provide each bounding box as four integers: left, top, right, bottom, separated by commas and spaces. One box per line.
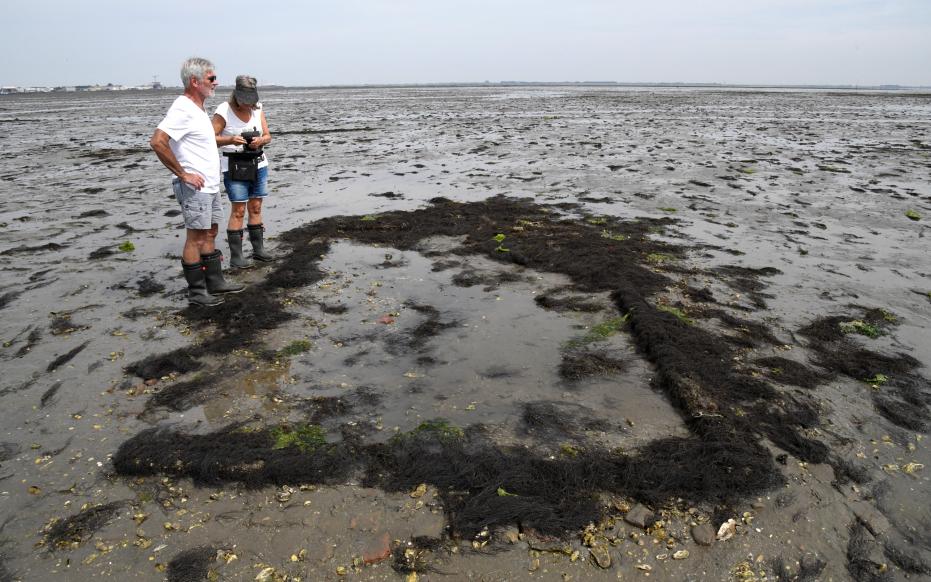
1, 86, 930, 581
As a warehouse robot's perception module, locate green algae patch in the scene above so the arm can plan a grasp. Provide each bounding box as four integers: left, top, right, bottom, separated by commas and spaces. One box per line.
905, 209, 921, 221
560, 443, 581, 458
118, 241, 135, 252
271, 424, 326, 452
658, 305, 693, 325
279, 339, 312, 357
590, 316, 629, 338
600, 229, 628, 242
564, 314, 630, 349
646, 253, 674, 264
865, 373, 889, 387
839, 320, 882, 339
410, 419, 464, 441
492, 233, 509, 253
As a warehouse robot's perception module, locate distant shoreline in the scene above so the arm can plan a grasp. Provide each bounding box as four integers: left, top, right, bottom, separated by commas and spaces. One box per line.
3, 80, 931, 95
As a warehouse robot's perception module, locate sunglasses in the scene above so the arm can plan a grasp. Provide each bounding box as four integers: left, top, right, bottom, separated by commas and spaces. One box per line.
206, 75, 217, 82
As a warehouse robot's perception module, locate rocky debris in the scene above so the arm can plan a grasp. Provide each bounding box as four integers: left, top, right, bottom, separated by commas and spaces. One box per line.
362, 532, 392, 565
692, 523, 716, 546
502, 527, 520, 544
527, 538, 573, 554
717, 518, 737, 541
624, 504, 653, 529
589, 543, 612, 568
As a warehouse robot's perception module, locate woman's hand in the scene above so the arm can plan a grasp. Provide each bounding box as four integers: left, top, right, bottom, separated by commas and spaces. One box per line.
230, 135, 247, 146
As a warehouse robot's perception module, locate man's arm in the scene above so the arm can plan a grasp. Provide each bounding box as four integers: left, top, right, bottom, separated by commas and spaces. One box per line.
150, 129, 205, 190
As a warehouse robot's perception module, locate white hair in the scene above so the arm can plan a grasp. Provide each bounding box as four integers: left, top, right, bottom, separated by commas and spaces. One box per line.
180, 57, 214, 90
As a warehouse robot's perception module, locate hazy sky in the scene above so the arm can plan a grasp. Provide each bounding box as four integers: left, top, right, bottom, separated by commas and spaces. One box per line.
7, 0, 931, 87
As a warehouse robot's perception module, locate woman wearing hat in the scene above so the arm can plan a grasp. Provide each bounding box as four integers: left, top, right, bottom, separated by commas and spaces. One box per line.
212, 75, 275, 267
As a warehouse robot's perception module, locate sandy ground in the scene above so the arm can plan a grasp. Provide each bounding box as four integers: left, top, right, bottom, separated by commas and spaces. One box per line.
1, 86, 930, 581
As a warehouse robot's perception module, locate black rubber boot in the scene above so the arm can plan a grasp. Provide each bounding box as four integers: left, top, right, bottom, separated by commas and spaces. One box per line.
200, 250, 245, 294
247, 223, 277, 262
227, 229, 252, 269
182, 261, 224, 307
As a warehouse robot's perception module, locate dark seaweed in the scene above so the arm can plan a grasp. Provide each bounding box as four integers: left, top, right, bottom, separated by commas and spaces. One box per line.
46, 341, 89, 372
40, 382, 62, 408
166, 546, 217, 582
521, 401, 611, 438
754, 357, 828, 389
44, 501, 126, 550
713, 265, 781, 309
0, 291, 21, 311
114, 420, 782, 539
800, 308, 931, 432
883, 541, 931, 575
0, 242, 65, 256
15, 328, 41, 357
558, 350, 626, 380
136, 275, 165, 297
847, 521, 893, 582
88, 246, 116, 260
297, 387, 383, 424
76, 209, 109, 218
534, 293, 603, 313
772, 554, 826, 582
126, 350, 203, 380
115, 196, 862, 541
0, 443, 19, 463
146, 375, 218, 413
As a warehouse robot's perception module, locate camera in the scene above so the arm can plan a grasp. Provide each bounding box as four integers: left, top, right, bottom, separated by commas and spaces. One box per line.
240, 129, 260, 147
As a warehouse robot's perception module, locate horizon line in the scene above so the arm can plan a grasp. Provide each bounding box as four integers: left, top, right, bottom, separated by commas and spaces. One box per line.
4, 80, 931, 90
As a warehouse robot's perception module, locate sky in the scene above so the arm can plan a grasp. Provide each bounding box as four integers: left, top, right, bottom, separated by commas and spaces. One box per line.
6, 0, 931, 87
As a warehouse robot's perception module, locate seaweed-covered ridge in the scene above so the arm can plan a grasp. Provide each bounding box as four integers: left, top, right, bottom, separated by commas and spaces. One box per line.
115, 195, 930, 543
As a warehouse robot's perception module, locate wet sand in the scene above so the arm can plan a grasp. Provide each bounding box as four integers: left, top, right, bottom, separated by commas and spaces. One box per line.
1, 86, 930, 581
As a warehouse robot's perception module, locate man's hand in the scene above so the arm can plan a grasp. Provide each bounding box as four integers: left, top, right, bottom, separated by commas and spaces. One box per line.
151, 129, 204, 188
180, 172, 205, 190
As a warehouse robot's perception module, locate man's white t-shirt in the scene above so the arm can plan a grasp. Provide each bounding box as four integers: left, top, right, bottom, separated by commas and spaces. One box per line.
157, 96, 221, 193
214, 101, 269, 173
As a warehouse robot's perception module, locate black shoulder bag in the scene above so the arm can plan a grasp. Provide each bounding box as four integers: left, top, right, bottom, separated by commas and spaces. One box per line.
224, 128, 264, 183
226, 150, 262, 183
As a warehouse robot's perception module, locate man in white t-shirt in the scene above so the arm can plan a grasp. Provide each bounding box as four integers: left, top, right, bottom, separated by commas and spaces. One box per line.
150, 57, 244, 306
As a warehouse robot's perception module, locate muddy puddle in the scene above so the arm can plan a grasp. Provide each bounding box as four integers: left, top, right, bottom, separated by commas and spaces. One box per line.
1, 86, 931, 581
